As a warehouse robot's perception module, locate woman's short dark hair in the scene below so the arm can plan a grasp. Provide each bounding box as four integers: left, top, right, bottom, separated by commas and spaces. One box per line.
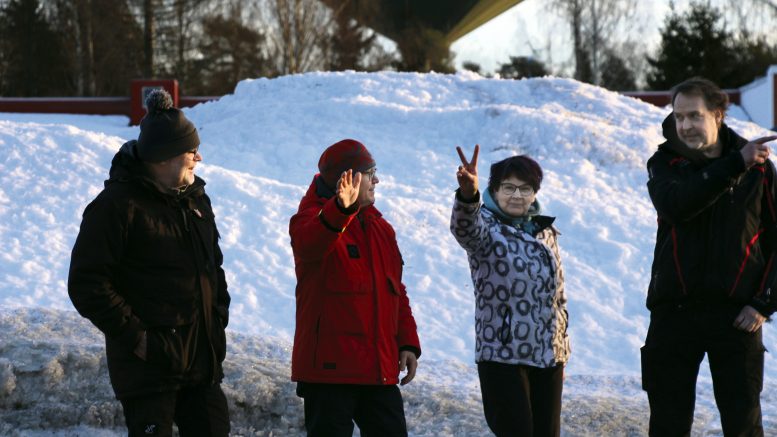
670, 77, 729, 115
487, 155, 543, 194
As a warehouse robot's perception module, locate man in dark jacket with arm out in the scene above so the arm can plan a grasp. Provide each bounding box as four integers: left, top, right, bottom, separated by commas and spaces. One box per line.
641, 77, 777, 436
68, 89, 231, 437
289, 139, 421, 437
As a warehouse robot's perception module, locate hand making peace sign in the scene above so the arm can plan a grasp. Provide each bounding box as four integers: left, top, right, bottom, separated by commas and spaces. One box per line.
456, 144, 480, 199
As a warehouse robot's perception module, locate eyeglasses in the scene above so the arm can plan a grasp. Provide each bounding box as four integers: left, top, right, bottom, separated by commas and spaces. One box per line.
499, 183, 534, 197
362, 168, 377, 180
186, 147, 199, 155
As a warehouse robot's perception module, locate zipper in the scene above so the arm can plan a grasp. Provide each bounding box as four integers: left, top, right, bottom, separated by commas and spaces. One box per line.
183, 199, 219, 383
361, 214, 384, 384
180, 208, 190, 231
671, 226, 688, 295
498, 308, 513, 345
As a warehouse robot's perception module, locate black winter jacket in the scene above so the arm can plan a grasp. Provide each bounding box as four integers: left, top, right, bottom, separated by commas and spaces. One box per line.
68, 140, 230, 399
646, 115, 777, 317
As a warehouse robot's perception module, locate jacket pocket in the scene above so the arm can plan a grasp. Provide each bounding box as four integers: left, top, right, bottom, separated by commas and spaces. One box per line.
147, 325, 189, 374
313, 313, 370, 376
386, 275, 404, 296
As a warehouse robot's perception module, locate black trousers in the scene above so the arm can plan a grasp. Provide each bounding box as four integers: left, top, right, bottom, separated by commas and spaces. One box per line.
299, 382, 407, 437
119, 383, 230, 437
641, 305, 764, 437
477, 361, 564, 437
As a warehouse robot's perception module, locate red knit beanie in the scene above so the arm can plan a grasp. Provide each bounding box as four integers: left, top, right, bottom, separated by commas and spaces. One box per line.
318, 139, 376, 187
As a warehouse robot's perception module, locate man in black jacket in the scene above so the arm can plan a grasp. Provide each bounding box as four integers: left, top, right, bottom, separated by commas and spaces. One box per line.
69, 90, 230, 437
642, 77, 777, 436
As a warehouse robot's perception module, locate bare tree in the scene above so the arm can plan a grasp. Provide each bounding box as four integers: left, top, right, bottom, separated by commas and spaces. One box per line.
167, 0, 211, 80
548, 0, 638, 86
550, 0, 590, 82
722, 0, 777, 41
73, 0, 94, 94
266, 0, 333, 74
48, 0, 95, 94
142, 0, 154, 76
750, 0, 777, 13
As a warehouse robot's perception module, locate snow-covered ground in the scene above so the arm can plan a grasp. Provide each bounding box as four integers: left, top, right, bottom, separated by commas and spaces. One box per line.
1, 71, 776, 435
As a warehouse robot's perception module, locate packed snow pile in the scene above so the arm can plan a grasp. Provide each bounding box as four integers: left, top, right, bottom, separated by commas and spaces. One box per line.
1, 71, 776, 435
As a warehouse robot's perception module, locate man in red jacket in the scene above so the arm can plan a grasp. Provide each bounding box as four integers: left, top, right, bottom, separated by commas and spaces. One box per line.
289, 139, 421, 437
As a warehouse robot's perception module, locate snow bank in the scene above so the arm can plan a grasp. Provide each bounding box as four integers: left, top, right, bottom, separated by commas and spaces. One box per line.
2, 309, 776, 435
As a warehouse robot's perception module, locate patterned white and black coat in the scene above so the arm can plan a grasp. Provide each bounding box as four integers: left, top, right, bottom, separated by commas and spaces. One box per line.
451, 194, 570, 368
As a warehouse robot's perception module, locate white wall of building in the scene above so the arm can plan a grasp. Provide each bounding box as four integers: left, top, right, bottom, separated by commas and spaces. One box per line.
740, 65, 777, 130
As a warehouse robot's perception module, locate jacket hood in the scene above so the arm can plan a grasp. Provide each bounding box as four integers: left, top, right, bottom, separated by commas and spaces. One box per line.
106, 140, 205, 198
660, 114, 748, 165
107, 140, 146, 185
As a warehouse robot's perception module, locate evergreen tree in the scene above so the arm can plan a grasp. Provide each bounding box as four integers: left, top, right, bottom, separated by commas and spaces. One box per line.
498, 56, 549, 79
648, 1, 777, 89
462, 61, 481, 75
329, 13, 376, 71
600, 50, 636, 91
0, 0, 70, 96
50, 0, 144, 96
395, 23, 454, 73
730, 36, 777, 86
647, 2, 736, 89
193, 13, 272, 95
89, 1, 144, 96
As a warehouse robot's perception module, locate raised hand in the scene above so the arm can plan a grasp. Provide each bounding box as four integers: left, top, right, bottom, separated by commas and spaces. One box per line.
336, 169, 362, 209
456, 144, 480, 199
740, 136, 777, 167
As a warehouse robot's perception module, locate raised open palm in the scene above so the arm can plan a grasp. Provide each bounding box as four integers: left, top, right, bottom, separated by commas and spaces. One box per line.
456, 144, 479, 198
336, 169, 362, 209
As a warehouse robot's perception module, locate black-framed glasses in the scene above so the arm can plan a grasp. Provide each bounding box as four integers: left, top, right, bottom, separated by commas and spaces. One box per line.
499, 183, 533, 197
362, 168, 377, 180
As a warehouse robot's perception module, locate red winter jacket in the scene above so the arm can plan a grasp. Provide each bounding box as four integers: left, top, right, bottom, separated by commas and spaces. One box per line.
289, 176, 421, 385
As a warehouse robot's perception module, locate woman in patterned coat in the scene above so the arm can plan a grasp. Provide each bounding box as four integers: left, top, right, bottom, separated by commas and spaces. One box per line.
450, 146, 570, 437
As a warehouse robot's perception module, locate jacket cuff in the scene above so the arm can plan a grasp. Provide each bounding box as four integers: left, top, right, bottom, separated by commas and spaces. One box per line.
318, 197, 357, 233
335, 198, 359, 215
455, 188, 480, 204
749, 297, 775, 318
399, 345, 421, 359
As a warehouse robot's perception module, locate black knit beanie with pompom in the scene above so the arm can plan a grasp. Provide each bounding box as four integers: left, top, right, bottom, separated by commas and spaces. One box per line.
136, 89, 200, 162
